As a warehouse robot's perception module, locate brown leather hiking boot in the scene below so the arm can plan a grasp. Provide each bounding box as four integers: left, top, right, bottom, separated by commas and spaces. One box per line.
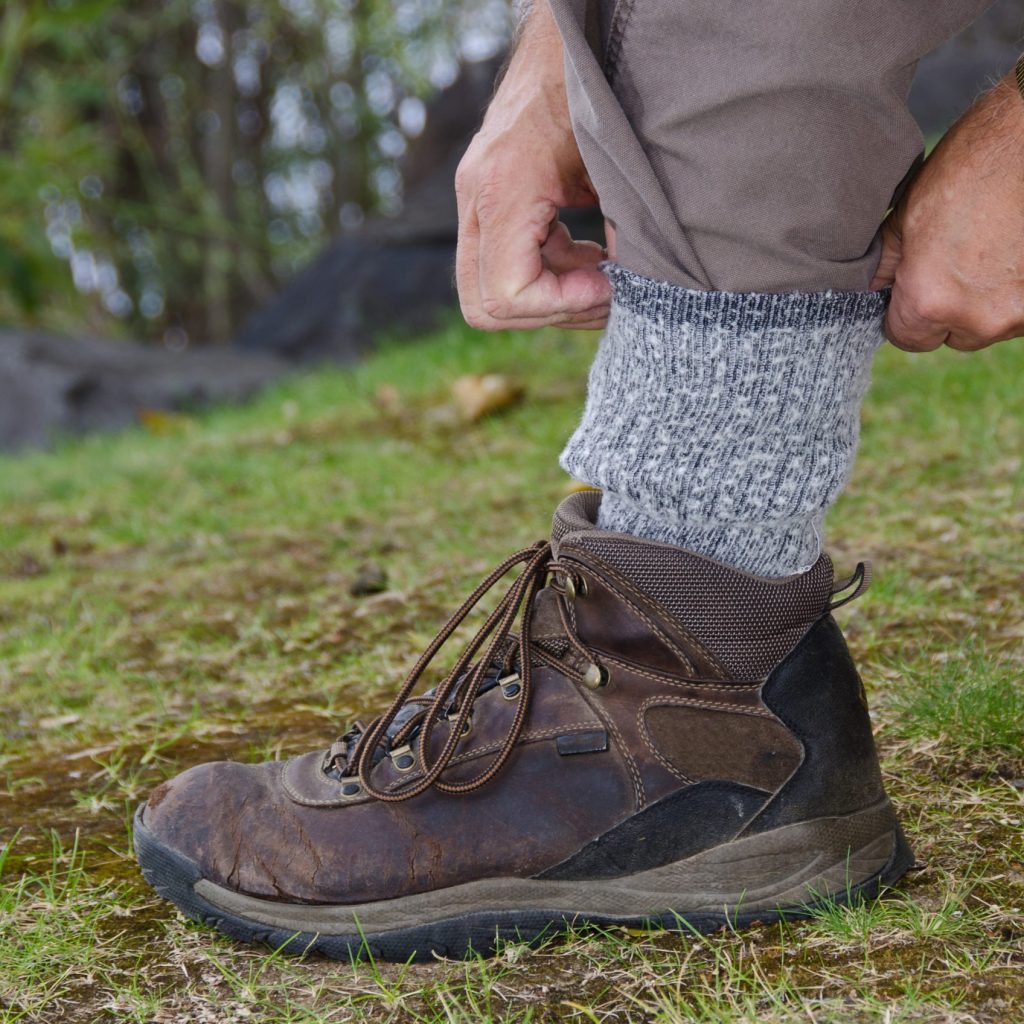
134, 491, 912, 960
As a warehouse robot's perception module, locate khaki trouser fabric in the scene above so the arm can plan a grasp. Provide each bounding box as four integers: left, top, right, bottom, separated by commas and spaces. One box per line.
548, 0, 993, 293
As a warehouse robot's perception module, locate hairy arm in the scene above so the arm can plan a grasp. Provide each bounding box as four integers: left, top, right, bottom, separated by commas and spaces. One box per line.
873, 70, 1024, 351
454, 0, 611, 331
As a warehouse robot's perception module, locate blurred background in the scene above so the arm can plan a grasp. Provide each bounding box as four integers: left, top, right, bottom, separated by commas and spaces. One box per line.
0, 0, 1022, 451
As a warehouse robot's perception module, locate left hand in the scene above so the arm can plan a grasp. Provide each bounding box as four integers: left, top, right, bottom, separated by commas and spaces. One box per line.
872, 74, 1024, 352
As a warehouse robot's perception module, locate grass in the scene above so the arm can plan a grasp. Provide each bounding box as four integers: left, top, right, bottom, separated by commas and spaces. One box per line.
1, 314, 1022, 1022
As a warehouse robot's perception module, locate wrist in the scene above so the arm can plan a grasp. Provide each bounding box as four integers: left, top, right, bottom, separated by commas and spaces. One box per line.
507, 0, 564, 86
483, 0, 569, 133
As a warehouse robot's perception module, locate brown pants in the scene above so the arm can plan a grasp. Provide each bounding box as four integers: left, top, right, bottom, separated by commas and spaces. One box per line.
548, 0, 993, 293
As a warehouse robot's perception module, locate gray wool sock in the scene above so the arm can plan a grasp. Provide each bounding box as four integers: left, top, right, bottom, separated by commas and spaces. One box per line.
560, 264, 887, 578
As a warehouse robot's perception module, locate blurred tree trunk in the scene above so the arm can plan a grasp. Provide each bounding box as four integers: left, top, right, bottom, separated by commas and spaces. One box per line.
0, 0, 509, 341
0, 3, 30, 127
201, 0, 242, 343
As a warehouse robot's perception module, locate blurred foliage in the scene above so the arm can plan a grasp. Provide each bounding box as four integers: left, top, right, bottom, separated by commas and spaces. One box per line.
0, 0, 507, 343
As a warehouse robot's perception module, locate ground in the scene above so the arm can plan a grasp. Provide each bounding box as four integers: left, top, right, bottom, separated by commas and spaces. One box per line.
1, 320, 1022, 1023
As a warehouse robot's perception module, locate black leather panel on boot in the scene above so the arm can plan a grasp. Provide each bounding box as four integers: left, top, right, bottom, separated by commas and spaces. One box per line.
748, 614, 887, 833
534, 780, 770, 880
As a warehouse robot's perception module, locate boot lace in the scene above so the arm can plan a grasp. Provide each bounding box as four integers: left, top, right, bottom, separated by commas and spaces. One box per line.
322, 541, 599, 802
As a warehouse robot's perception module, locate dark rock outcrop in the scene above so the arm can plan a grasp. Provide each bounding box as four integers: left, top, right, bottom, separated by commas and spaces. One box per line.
908, 0, 1023, 135
0, 330, 285, 453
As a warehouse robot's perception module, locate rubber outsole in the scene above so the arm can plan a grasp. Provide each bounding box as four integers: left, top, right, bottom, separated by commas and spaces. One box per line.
133, 806, 915, 962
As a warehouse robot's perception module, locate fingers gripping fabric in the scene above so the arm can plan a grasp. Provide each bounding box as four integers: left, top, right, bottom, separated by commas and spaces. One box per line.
560, 265, 887, 577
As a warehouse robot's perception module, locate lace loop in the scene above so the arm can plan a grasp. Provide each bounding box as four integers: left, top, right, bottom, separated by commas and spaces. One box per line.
339, 541, 586, 802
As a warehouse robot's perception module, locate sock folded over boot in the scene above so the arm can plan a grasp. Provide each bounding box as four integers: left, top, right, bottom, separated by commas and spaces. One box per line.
561, 264, 887, 577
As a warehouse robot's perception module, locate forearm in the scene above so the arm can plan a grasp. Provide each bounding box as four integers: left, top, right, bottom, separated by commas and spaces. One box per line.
941, 70, 1024, 162
486, 0, 568, 135
510, 0, 560, 60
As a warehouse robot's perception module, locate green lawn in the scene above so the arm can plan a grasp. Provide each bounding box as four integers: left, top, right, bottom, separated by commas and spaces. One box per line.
1, 320, 1022, 1022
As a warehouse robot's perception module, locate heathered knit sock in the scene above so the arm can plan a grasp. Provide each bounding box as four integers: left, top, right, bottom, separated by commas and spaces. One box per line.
560, 264, 887, 578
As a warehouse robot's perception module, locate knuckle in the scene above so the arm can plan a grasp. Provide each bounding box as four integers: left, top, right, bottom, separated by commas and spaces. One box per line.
474, 185, 505, 222
904, 284, 954, 327
453, 161, 474, 197
972, 313, 1011, 342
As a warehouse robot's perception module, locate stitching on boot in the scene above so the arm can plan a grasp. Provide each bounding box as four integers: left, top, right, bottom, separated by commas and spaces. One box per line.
575, 684, 646, 810
570, 554, 730, 679
598, 653, 762, 692
637, 697, 798, 790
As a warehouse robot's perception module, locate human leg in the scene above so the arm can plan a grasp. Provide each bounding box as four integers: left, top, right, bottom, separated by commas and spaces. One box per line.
550, 0, 992, 576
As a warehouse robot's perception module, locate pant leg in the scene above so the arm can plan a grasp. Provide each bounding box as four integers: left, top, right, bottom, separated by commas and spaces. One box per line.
549, 0, 994, 292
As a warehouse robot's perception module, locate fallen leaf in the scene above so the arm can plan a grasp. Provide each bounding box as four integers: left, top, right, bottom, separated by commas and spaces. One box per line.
451, 374, 523, 422
138, 408, 193, 434
374, 384, 400, 413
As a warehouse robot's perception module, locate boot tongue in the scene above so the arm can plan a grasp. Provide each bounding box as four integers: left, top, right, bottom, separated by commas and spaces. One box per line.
526, 587, 574, 660
548, 490, 836, 681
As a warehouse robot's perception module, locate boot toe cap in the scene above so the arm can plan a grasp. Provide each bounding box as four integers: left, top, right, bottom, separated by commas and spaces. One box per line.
141, 759, 299, 899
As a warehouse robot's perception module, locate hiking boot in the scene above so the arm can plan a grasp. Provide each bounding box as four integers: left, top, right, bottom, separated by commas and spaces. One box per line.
134, 491, 912, 960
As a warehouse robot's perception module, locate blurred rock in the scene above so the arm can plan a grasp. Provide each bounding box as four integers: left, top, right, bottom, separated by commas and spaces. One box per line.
0, 330, 286, 453
909, 0, 1023, 134
350, 562, 389, 597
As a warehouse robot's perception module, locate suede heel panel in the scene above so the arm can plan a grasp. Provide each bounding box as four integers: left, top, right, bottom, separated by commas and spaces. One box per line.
644, 705, 803, 790
749, 614, 887, 832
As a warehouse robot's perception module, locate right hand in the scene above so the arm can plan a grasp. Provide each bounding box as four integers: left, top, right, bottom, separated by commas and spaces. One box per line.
454, 1, 611, 331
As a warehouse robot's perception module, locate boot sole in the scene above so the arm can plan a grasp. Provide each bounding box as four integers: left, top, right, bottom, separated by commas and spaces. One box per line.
133, 799, 914, 961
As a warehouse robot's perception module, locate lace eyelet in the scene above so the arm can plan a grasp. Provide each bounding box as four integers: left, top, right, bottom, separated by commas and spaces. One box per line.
340, 780, 362, 798
499, 673, 522, 700
545, 568, 587, 601
390, 744, 416, 772
582, 662, 610, 690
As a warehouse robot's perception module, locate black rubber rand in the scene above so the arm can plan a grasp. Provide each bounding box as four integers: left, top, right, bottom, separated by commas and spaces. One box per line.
133, 807, 915, 962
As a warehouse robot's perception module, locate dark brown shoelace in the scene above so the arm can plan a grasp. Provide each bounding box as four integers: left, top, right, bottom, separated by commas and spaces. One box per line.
326, 541, 599, 802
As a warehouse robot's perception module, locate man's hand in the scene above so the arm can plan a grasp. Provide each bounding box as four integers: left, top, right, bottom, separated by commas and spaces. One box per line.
872, 74, 1024, 352
454, 0, 611, 331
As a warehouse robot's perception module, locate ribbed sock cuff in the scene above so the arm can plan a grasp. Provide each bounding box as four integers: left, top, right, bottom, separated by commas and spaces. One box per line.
560, 264, 887, 577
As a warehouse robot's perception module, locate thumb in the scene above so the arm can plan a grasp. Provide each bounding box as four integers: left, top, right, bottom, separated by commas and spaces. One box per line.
870, 214, 903, 290
540, 219, 612, 302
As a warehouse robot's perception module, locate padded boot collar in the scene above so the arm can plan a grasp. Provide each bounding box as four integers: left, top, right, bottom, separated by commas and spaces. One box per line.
551, 491, 835, 681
